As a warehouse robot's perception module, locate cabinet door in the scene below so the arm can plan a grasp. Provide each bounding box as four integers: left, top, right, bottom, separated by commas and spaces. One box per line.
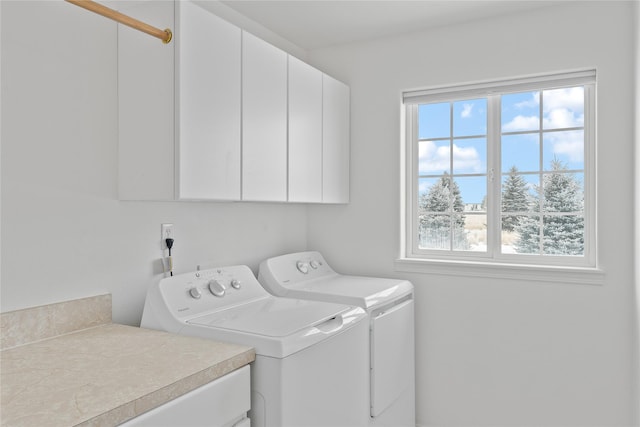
241, 32, 288, 202
288, 56, 322, 203
177, 1, 241, 200
322, 74, 350, 203
118, 1, 174, 200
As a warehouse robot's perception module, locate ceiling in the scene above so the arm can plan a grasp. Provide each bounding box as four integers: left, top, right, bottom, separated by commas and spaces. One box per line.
219, 0, 563, 51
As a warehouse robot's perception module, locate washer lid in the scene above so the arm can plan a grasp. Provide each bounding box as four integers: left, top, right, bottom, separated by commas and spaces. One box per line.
186, 296, 366, 358
188, 296, 349, 337
258, 251, 414, 310
266, 275, 414, 310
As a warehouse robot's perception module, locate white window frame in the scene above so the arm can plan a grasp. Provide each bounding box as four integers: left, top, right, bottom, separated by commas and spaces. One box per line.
398, 70, 603, 283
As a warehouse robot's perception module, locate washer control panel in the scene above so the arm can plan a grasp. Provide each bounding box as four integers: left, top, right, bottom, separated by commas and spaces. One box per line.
296, 259, 323, 275
156, 265, 266, 320
259, 251, 336, 287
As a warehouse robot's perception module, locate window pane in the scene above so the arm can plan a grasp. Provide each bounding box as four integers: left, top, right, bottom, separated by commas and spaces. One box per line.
542, 87, 584, 130
501, 91, 540, 132
543, 130, 584, 171
418, 214, 450, 250
461, 214, 487, 252
418, 177, 450, 212
419, 103, 450, 139
543, 215, 584, 256
501, 134, 539, 173
453, 99, 486, 137
542, 171, 583, 213
501, 172, 536, 215
505, 215, 541, 254
418, 177, 437, 198
500, 169, 537, 216
419, 140, 450, 175
452, 138, 486, 174
457, 176, 486, 211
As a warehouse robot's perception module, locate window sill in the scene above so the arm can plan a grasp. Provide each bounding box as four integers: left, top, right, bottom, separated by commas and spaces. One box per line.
394, 257, 605, 285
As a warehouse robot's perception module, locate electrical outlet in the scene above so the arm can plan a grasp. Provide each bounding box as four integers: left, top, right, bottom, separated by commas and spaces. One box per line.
161, 223, 174, 249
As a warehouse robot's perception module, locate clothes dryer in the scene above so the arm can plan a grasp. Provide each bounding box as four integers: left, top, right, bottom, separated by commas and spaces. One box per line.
258, 251, 415, 427
141, 265, 369, 427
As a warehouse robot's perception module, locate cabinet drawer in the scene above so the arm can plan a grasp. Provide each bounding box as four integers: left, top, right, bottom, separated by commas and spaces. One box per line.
122, 365, 251, 426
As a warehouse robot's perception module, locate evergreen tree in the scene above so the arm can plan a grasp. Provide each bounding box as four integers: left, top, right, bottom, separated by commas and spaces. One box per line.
514, 159, 584, 255
418, 172, 469, 249
501, 166, 531, 232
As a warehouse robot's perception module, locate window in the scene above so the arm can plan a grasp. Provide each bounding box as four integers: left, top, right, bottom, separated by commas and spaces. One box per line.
402, 70, 596, 268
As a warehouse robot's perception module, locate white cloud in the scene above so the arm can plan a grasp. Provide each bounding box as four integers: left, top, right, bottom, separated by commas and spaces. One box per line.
452, 144, 482, 172
542, 108, 584, 129
503, 87, 584, 132
419, 141, 481, 174
552, 140, 583, 163
502, 115, 539, 132
419, 141, 449, 173
546, 130, 584, 163
461, 103, 474, 118
543, 87, 584, 115
515, 92, 540, 109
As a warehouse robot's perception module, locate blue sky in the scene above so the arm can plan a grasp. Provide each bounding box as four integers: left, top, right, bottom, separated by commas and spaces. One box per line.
417, 87, 585, 204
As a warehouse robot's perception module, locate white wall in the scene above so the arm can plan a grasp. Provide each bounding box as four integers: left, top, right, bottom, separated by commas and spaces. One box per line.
0, 1, 308, 326
2, 1, 638, 425
634, 1, 640, 424
307, 2, 637, 426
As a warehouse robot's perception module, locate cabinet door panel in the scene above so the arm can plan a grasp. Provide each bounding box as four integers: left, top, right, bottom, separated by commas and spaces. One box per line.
118, 1, 174, 200
322, 75, 350, 203
242, 32, 288, 202
288, 56, 323, 203
177, 1, 241, 200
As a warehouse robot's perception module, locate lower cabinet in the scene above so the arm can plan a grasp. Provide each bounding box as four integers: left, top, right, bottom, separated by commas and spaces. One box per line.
121, 365, 251, 427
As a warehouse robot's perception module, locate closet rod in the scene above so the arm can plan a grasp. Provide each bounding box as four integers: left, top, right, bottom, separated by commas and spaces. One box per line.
66, 0, 172, 44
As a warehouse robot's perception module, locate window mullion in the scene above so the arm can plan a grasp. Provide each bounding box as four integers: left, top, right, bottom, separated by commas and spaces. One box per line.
584, 83, 596, 266
448, 102, 454, 251
408, 105, 419, 257
487, 95, 501, 258
538, 91, 544, 256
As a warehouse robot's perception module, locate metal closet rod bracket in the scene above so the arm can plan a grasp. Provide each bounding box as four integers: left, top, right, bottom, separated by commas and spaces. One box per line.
65, 0, 173, 44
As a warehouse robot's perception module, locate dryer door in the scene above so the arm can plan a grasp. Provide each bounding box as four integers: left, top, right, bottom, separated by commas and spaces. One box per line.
370, 298, 414, 417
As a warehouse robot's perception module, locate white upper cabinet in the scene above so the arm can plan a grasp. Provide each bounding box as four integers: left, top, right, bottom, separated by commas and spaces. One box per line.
323, 74, 350, 203
288, 56, 323, 203
241, 31, 288, 202
176, 1, 241, 200
118, 1, 348, 203
118, 1, 241, 201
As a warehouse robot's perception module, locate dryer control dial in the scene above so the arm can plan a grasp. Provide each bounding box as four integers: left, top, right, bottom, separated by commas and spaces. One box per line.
296, 261, 309, 274
208, 280, 226, 297
188, 287, 202, 299
230, 279, 241, 289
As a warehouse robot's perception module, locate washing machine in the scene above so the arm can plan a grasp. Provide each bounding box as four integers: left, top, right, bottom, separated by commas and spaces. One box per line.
140, 264, 369, 427
258, 251, 415, 427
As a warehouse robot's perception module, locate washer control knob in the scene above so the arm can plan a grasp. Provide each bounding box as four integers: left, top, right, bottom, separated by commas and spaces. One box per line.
208, 280, 226, 297
189, 287, 202, 299
309, 260, 319, 269
296, 261, 309, 274
230, 279, 241, 289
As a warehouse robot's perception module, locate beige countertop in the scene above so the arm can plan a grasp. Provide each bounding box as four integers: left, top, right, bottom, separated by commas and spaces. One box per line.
0, 295, 255, 427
